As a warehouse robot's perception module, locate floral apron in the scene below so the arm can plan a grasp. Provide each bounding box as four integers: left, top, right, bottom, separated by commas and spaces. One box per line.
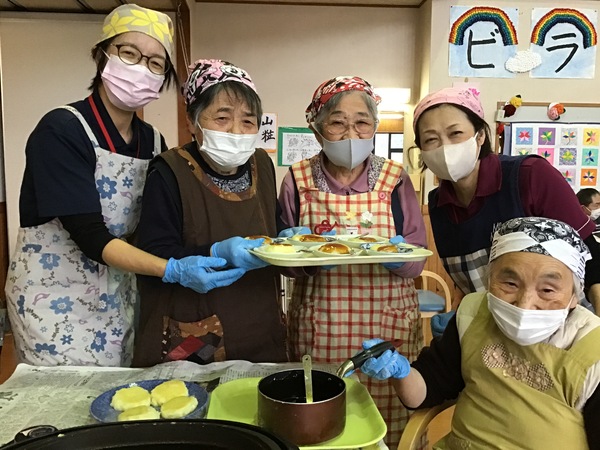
5, 104, 160, 366
289, 155, 423, 448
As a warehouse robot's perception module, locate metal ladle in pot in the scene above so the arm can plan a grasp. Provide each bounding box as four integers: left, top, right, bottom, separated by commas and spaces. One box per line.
302, 354, 313, 403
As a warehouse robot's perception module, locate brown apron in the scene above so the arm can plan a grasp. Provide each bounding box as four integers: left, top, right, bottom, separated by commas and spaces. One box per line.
133, 148, 287, 367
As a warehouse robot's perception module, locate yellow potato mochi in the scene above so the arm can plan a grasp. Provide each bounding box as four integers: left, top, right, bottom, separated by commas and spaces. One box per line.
117, 405, 160, 422
160, 395, 198, 419
263, 243, 296, 254
151, 380, 189, 407
110, 385, 151, 411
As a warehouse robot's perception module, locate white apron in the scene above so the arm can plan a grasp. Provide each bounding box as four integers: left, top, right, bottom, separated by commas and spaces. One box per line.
5, 105, 160, 366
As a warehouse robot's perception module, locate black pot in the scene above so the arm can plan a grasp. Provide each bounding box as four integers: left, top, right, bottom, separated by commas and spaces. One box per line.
257, 369, 346, 446
1, 420, 299, 450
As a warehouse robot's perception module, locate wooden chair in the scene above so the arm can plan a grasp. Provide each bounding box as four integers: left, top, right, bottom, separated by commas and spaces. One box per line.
397, 400, 456, 450
416, 270, 452, 319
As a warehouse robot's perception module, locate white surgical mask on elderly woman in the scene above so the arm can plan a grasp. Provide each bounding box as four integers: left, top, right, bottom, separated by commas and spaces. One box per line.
487, 292, 570, 346
421, 135, 479, 182
198, 126, 257, 170
101, 56, 164, 111
321, 136, 374, 170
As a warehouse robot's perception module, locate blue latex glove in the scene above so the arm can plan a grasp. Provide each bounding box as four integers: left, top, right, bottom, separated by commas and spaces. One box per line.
382, 235, 406, 270
431, 311, 455, 337
162, 256, 246, 294
211, 236, 269, 271
278, 226, 311, 238
359, 338, 410, 380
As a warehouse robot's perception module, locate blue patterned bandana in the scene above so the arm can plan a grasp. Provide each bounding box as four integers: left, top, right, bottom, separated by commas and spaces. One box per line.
489, 217, 590, 284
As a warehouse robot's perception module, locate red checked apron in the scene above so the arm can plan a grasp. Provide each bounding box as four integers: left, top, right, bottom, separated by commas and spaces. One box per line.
288, 155, 423, 448
6, 98, 160, 366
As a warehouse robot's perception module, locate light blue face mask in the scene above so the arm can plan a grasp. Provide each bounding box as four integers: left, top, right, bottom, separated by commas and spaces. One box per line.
320, 136, 374, 170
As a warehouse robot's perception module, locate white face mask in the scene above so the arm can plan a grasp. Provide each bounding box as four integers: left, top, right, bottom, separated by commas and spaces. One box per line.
101, 55, 164, 111
198, 126, 257, 170
421, 135, 479, 182
487, 292, 570, 346
589, 208, 600, 221
321, 136, 374, 170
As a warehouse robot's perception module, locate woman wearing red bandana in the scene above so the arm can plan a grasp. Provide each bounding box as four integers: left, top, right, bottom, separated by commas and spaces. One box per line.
278, 76, 427, 448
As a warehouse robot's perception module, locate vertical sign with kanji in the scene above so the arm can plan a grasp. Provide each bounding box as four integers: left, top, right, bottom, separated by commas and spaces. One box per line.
258, 113, 277, 152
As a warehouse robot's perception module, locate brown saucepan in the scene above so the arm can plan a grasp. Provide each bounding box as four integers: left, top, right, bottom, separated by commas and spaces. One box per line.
257, 341, 394, 446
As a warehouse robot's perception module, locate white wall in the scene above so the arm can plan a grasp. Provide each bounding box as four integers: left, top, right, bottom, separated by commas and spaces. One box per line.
189, 2, 419, 186
0, 13, 178, 252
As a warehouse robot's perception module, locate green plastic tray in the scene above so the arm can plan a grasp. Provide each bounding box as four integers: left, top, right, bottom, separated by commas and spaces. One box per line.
206, 377, 387, 449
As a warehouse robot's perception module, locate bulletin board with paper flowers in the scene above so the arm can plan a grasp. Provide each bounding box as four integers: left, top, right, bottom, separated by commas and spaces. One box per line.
496, 101, 600, 193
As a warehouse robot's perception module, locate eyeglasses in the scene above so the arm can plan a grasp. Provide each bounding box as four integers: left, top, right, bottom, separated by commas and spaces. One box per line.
323, 118, 378, 136
110, 44, 170, 75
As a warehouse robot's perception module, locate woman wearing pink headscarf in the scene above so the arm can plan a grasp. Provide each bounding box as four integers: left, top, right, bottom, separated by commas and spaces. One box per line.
278, 76, 427, 448
412, 87, 600, 320
133, 59, 288, 367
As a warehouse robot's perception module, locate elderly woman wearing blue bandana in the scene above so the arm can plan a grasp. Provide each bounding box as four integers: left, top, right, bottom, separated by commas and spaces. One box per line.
355, 217, 600, 449
133, 59, 288, 367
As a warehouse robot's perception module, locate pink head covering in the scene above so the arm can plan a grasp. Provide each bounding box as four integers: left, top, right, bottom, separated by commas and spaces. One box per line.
305, 76, 381, 123
412, 87, 484, 133
182, 59, 256, 107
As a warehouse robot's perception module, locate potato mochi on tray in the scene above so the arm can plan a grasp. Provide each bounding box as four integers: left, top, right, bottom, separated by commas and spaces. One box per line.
151, 379, 189, 407
110, 385, 151, 411
109, 380, 196, 421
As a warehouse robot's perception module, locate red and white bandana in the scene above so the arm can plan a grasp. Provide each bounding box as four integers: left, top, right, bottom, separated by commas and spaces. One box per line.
305, 76, 381, 123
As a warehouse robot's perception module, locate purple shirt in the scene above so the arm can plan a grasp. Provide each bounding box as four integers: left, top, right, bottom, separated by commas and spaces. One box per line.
435, 154, 595, 239
279, 153, 427, 278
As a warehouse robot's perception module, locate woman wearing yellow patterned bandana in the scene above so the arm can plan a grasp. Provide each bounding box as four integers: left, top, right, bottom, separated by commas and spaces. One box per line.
6, 5, 243, 367
278, 76, 427, 448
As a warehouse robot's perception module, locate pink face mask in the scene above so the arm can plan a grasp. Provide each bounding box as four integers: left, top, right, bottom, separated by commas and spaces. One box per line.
101, 55, 164, 111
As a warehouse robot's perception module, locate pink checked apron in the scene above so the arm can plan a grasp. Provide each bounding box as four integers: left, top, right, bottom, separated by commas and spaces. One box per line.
6, 100, 160, 366
289, 155, 423, 448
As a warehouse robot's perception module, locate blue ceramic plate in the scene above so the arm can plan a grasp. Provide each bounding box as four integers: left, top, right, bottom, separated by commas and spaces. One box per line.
90, 379, 209, 423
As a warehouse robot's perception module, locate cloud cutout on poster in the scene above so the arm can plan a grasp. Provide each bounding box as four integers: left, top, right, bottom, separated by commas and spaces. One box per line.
505, 51, 542, 73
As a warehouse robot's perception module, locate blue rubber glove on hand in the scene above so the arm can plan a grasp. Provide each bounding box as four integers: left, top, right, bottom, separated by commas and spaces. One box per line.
211, 236, 269, 271
278, 226, 311, 238
382, 235, 406, 270
431, 311, 455, 337
359, 338, 411, 380
162, 256, 245, 294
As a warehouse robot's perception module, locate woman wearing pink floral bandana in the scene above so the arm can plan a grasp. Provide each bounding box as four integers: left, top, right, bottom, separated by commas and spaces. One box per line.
278, 76, 427, 448
133, 59, 288, 367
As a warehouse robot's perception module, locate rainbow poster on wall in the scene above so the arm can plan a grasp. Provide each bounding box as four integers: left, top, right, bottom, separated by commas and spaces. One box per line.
511, 122, 600, 192
449, 6, 518, 78
530, 8, 598, 78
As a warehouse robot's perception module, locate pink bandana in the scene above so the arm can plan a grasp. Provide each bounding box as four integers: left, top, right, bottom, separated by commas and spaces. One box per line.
413, 87, 484, 133
182, 59, 256, 106
305, 76, 381, 123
